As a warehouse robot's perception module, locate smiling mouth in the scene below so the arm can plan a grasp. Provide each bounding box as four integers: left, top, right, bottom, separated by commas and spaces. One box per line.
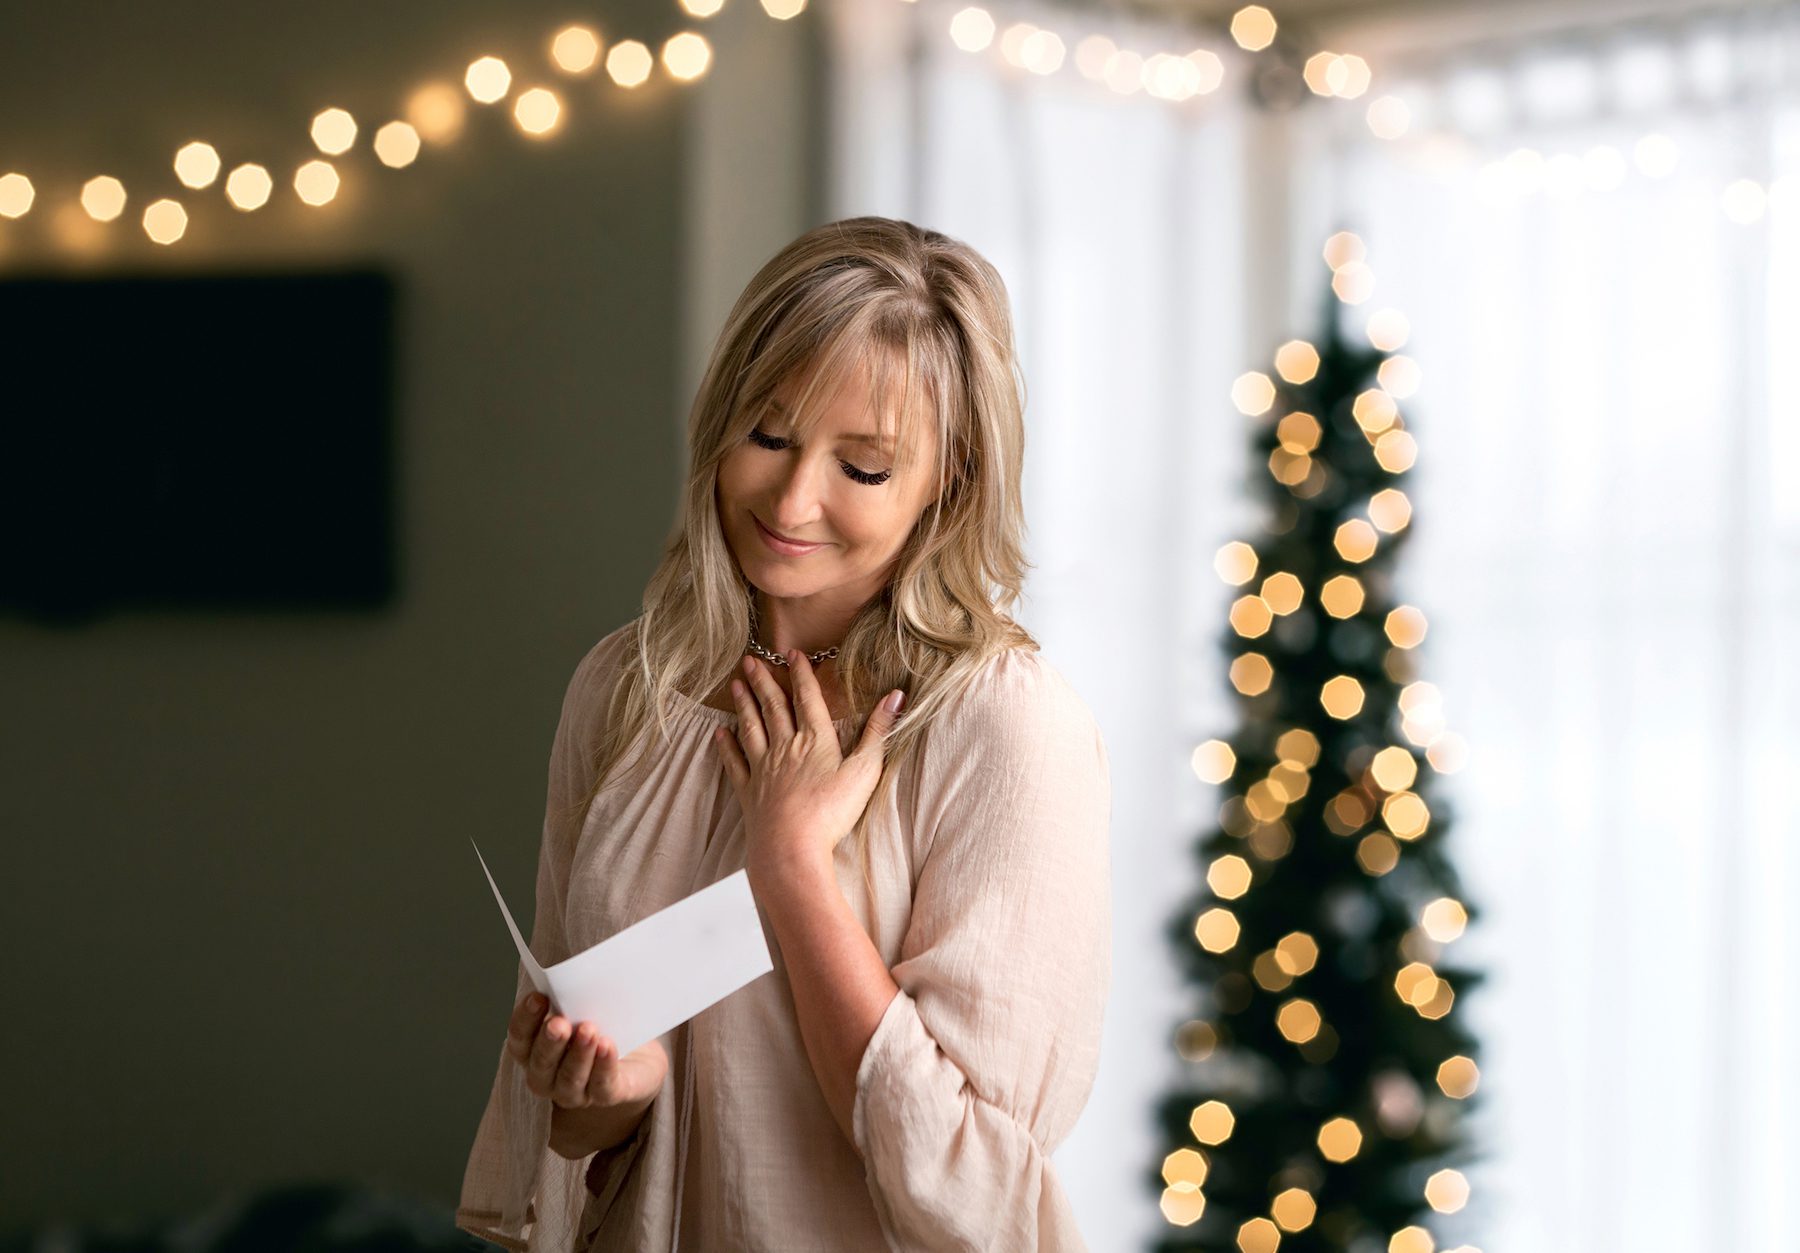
755, 516, 826, 548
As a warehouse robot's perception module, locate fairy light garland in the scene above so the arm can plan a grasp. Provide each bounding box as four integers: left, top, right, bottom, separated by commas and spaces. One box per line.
0, 1, 1778, 257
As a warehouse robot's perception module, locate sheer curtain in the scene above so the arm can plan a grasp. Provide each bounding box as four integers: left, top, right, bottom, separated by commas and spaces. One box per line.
1283, 6, 1800, 1250
824, 0, 1799, 1246
822, 0, 1266, 1244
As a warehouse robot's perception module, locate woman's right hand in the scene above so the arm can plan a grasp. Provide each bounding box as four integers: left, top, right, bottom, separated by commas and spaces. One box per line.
506, 991, 669, 1158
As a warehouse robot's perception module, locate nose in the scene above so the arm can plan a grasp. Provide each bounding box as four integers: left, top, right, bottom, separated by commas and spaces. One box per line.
767, 453, 830, 535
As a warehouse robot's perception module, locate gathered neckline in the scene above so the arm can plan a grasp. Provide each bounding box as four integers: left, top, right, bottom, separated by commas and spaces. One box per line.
665, 683, 859, 727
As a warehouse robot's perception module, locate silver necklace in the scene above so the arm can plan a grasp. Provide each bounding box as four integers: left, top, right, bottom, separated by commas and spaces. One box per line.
746, 602, 840, 668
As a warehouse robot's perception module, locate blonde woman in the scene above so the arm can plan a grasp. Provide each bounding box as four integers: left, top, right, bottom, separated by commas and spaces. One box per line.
456, 216, 1112, 1252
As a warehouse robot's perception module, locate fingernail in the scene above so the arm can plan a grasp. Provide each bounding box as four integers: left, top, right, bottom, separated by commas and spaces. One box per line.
887, 690, 906, 713
528, 994, 544, 1011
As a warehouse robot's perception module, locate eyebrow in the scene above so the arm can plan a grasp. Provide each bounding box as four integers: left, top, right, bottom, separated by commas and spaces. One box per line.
767, 398, 897, 451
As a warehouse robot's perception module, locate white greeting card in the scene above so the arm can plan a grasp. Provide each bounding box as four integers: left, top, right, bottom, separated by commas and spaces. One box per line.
471, 839, 774, 1057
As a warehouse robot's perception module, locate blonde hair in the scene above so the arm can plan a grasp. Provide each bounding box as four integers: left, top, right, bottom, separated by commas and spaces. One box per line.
573, 215, 1039, 910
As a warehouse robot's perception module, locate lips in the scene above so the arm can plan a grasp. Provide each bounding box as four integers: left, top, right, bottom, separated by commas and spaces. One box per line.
754, 516, 826, 549
748, 514, 824, 554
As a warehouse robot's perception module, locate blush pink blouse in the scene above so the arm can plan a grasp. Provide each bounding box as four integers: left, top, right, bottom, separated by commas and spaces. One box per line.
455, 618, 1112, 1251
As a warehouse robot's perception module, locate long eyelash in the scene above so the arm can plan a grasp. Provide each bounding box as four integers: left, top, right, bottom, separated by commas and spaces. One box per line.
747, 427, 893, 486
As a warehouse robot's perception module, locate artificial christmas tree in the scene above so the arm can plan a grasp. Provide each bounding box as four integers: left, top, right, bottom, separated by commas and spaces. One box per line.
1152, 239, 1485, 1253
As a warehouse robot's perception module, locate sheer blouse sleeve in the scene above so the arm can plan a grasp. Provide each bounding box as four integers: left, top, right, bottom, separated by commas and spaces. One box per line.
455, 631, 627, 1252
851, 650, 1113, 1252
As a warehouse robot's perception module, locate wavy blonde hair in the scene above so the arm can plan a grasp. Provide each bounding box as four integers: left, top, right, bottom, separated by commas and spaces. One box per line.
572, 215, 1039, 910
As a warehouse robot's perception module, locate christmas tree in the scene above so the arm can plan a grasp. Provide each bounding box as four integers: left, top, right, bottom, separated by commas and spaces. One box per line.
1150, 234, 1485, 1253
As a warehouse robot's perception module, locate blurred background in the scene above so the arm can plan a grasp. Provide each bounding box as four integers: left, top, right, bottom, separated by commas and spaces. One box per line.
2, 0, 1795, 1250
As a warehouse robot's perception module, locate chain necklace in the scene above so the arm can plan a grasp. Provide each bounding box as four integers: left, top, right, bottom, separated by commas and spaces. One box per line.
746, 599, 840, 668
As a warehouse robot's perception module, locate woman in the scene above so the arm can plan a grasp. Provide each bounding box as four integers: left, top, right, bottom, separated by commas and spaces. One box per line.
455, 216, 1112, 1251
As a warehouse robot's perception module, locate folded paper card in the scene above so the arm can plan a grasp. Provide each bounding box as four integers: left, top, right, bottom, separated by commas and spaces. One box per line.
471, 838, 774, 1058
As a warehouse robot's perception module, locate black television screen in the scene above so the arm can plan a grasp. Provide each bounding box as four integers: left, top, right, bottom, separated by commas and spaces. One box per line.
0, 269, 399, 624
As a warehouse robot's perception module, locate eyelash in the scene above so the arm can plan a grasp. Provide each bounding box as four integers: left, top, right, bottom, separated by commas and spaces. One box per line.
747, 427, 893, 486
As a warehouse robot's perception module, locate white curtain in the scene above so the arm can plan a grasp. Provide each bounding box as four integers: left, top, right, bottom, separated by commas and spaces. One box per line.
1283, 6, 1800, 1251
823, 0, 1264, 1245
826, 0, 1800, 1247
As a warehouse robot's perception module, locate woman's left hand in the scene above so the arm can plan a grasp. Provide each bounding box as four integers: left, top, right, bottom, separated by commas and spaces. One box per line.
712, 649, 906, 881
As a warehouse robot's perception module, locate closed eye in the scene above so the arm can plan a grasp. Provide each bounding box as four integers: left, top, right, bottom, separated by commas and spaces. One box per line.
747, 427, 893, 486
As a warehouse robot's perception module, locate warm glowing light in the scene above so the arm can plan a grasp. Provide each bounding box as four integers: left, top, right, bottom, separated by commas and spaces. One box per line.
1020, 29, 1066, 75
1320, 574, 1364, 618
1274, 339, 1319, 384
1383, 791, 1430, 839
1260, 572, 1303, 615
1367, 94, 1410, 138
293, 159, 340, 206
1238, 1216, 1281, 1253
1318, 1116, 1362, 1162
1333, 260, 1375, 303
373, 121, 421, 168
1422, 898, 1468, 943
1276, 411, 1321, 453
1320, 675, 1365, 720
311, 107, 357, 155
1367, 307, 1411, 350
1334, 518, 1378, 562
1275, 931, 1318, 975
1323, 230, 1365, 269
407, 83, 467, 143
225, 163, 273, 210
1230, 653, 1274, 696
1426, 732, 1469, 773
466, 55, 513, 103
1215, 541, 1259, 585
1175, 1019, 1218, 1061
552, 24, 604, 71
1303, 52, 1342, 96
1195, 908, 1241, 953
1385, 605, 1428, 647
1276, 998, 1321, 1043
663, 32, 713, 80
1390, 1227, 1435, 1253
1191, 1099, 1236, 1144
1192, 739, 1236, 785
0, 172, 34, 218
1352, 388, 1399, 433
1368, 488, 1412, 533
762, 0, 808, 19
80, 175, 127, 222
1208, 854, 1253, 899
950, 7, 997, 52
1272, 1188, 1317, 1232
513, 86, 564, 134
607, 40, 654, 86
1396, 961, 1438, 1006
1230, 5, 1276, 52
1276, 728, 1320, 766
1437, 1054, 1480, 1098
1186, 48, 1225, 93
1370, 746, 1418, 791
1231, 595, 1274, 638
1379, 354, 1422, 398
1253, 950, 1293, 992
1074, 35, 1115, 80
1374, 428, 1418, 472
1161, 1185, 1207, 1225
1336, 54, 1371, 97
141, 198, 187, 244
1357, 831, 1399, 874
1232, 371, 1276, 415
173, 141, 221, 189
1163, 1146, 1210, 1189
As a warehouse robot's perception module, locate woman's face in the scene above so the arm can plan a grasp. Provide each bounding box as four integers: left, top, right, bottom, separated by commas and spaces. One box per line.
716, 360, 942, 625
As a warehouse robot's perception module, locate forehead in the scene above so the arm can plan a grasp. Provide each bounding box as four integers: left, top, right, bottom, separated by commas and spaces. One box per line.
768, 359, 928, 453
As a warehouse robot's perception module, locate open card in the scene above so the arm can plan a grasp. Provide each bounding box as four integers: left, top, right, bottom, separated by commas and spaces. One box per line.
472, 838, 774, 1057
